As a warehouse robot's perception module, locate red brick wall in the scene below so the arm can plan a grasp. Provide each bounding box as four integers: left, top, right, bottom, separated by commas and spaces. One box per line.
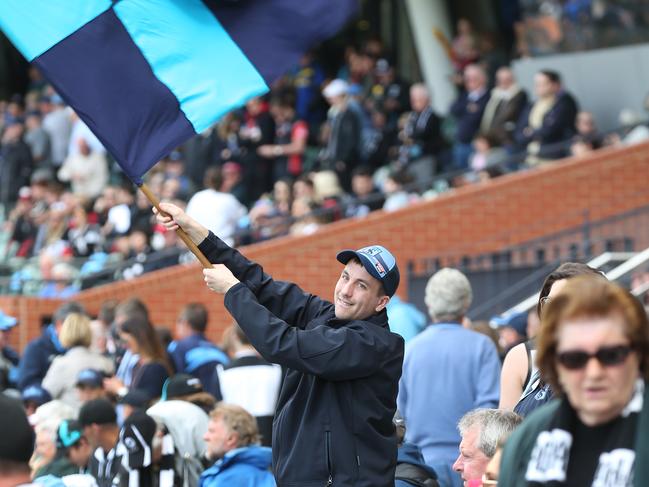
3, 142, 649, 350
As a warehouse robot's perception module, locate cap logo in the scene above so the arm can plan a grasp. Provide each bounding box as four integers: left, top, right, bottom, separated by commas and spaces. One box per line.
374, 261, 386, 275
362, 246, 383, 256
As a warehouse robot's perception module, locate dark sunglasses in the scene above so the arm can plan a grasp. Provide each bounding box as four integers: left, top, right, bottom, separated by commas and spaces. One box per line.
557, 344, 633, 370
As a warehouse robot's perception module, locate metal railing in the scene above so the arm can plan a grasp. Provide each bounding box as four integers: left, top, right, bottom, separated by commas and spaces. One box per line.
406, 200, 649, 320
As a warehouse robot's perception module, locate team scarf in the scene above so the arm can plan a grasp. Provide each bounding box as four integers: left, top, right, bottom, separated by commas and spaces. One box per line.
524, 380, 644, 487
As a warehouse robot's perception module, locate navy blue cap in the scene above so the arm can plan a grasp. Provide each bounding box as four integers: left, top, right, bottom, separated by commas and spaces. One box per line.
76, 369, 104, 388
118, 389, 151, 409
490, 310, 528, 337
0, 310, 17, 331
78, 398, 116, 427
337, 245, 400, 297
21, 385, 52, 406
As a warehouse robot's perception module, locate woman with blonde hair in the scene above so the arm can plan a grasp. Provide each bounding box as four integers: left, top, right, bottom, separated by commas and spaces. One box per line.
42, 313, 113, 410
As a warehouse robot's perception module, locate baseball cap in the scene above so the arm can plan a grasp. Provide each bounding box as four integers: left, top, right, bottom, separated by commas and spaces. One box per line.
57, 419, 83, 449
22, 384, 52, 407
118, 389, 151, 409
0, 309, 17, 331
161, 374, 203, 400
76, 369, 105, 389
490, 310, 528, 337
0, 393, 34, 463
336, 245, 400, 297
322, 79, 349, 99
78, 398, 117, 427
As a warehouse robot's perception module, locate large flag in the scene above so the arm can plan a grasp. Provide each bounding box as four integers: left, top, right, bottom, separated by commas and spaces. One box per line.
0, 0, 357, 183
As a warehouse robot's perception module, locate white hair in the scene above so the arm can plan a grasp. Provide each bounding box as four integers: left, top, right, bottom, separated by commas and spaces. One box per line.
410, 83, 429, 99
31, 399, 76, 428
35, 419, 61, 444
458, 409, 522, 458
424, 268, 472, 322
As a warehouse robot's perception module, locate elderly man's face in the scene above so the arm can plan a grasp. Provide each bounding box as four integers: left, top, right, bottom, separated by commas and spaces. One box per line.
34, 427, 57, 464
452, 424, 490, 485
334, 261, 388, 321
204, 416, 237, 460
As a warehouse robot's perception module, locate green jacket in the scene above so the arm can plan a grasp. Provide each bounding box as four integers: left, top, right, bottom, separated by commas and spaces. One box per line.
499, 385, 649, 487
34, 454, 78, 480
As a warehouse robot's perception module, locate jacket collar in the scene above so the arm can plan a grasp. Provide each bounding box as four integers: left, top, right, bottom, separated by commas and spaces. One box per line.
327, 308, 389, 329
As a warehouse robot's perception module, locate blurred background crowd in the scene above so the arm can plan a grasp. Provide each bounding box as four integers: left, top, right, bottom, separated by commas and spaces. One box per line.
2, 14, 649, 297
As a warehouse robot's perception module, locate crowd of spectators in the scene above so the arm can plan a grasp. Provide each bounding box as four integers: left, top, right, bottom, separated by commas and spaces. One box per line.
1, 256, 648, 486
515, 0, 649, 57
2, 24, 649, 297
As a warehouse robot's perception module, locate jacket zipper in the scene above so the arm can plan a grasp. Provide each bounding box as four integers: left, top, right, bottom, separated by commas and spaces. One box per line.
325, 431, 333, 486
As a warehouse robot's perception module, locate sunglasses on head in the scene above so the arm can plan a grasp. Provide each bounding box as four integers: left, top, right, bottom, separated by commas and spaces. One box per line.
557, 344, 633, 370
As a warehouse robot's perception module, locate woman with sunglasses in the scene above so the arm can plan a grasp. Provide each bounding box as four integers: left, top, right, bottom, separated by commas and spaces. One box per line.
498, 276, 649, 487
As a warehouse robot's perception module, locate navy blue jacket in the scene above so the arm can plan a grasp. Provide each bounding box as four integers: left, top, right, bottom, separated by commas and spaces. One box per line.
17, 324, 64, 390
168, 333, 229, 397
1, 345, 20, 390
198, 232, 404, 487
450, 90, 490, 144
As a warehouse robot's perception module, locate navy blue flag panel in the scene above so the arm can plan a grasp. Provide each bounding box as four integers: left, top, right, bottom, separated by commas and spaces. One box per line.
0, 0, 358, 183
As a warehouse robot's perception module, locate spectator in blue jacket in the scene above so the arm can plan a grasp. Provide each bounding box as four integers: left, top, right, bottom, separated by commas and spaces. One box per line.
0, 309, 20, 391
167, 303, 229, 398
398, 268, 500, 487
387, 295, 427, 343
17, 301, 85, 390
200, 403, 275, 487
156, 202, 404, 487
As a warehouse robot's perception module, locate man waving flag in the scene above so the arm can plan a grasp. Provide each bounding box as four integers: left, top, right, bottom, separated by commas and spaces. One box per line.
0, 0, 357, 184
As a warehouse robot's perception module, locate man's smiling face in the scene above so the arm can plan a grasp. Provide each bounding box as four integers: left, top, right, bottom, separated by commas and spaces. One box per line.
333, 260, 388, 321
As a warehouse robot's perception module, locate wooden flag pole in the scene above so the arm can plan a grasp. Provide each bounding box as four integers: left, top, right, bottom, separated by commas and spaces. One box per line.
138, 183, 212, 269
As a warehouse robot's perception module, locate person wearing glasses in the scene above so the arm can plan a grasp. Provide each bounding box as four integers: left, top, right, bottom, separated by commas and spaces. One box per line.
498, 277, 649, 486
499, 262, 605, 415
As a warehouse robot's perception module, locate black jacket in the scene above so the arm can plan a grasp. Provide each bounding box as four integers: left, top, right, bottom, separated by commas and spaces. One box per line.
198, 232, 404, 487
450, 90, 490, 144
514, 91, 578, 159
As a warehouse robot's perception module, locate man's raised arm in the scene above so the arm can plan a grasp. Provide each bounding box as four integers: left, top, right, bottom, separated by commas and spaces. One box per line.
154, 202, 329, 326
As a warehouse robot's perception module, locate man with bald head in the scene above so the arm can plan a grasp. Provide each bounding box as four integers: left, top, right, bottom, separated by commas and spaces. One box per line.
399, 83, 446, 186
